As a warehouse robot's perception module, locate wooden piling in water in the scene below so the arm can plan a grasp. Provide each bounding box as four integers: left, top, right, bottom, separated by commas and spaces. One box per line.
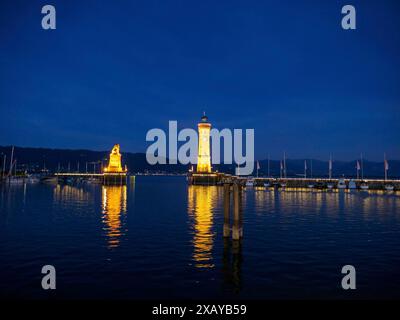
232, 182, 241, 240
223, 183, 231, 237
239, 185, 243, 238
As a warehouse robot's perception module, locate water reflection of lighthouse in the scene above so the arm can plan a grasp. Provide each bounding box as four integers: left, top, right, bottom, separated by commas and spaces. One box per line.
102, 185, 127, 248
187, 185, 219, 268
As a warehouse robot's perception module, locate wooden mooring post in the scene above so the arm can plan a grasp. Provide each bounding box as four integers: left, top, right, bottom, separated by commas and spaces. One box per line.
232, 182, 242, 240
223, 183, 231, 238
223, 181, 243, 240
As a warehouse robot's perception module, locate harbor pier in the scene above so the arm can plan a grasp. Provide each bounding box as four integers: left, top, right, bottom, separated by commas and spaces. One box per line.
188, 172, 224, 185
188, 172, 399, 191
247, 177, 400, 191
54, 144, 129, 186
54, 172, 127, 185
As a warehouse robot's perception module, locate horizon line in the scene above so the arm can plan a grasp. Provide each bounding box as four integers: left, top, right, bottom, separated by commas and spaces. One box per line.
0, 144, 398, 163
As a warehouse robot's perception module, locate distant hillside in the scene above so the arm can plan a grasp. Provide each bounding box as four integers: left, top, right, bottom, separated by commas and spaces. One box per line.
0, 146, 187, 174
0, 146, 399, 178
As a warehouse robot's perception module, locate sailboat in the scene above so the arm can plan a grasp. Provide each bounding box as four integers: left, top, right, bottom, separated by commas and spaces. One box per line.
283, 152, 287, 179
307, 159, 314, 188
250, 161, 260, 188
384, 153, 394, 191
279, 153, 287, 189
9, 161, 24, 184
385, 185, 394, 191
356, 159, 360, 180
348, 179, 357, 190
264, 155, 271, 188
351, 159, 360, 190
6, 147, 24, 184
358, 154, 369, 190
327, 155, 334, 190
360, 182, 369, 190
246, 178, 254, 187
1, 153, 6, 182
27, 174, 40, 184
337, 175, 347, 189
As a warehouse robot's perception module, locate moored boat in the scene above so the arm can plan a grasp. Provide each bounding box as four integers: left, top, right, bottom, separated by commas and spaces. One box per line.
348, 179, 357, 190
360, 182, 369, 190
245, 179, 254, 187
385, 184, 394, 191
27, 175, 40, 184
383, 154, 394, 191
8, 177, 25, 184
337, 178, 346, 189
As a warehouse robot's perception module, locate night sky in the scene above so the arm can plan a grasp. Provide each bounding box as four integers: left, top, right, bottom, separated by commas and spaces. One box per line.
0, 0, 399, 161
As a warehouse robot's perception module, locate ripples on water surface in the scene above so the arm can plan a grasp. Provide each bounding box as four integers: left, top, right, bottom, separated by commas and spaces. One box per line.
0, 176, 399, 299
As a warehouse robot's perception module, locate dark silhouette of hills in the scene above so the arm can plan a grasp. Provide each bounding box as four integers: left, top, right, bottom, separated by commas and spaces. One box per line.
0, 146, 398, 178
0, 145, 186, 174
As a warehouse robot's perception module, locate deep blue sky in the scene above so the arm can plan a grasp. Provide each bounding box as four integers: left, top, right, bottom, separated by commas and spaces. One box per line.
0, 0, 399, 161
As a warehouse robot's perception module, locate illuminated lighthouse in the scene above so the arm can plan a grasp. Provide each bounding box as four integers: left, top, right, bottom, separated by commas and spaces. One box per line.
197, 113, 212, 173
102, 144, 128, 186
104, 144, 127, 173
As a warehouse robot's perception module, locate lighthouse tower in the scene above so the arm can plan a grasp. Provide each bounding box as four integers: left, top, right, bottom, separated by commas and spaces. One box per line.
104, 144, 127, 173
197, 113, 212, 173
102, 144, 128, 186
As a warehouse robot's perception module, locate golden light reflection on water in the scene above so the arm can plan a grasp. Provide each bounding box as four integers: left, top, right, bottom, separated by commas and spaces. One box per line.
187, 186, 219, 269
102, 185, 127, 249
254, 188, 274, 214
53, 184, 92, 204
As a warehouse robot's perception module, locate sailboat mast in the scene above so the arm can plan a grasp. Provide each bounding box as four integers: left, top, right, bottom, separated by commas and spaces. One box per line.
356, 160, 359, 180
2, 154, 6, 180
267, 154, 270, 178
8, 146, 14, 177
256, 161, 259, 178
361, 153, 364, 180
329, 154, 332, 179
283, 152, 287, 178
384, 153, 388, 181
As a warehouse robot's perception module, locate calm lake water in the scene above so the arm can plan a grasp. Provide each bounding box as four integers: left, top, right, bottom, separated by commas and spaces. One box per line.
0, 176, 399, 299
